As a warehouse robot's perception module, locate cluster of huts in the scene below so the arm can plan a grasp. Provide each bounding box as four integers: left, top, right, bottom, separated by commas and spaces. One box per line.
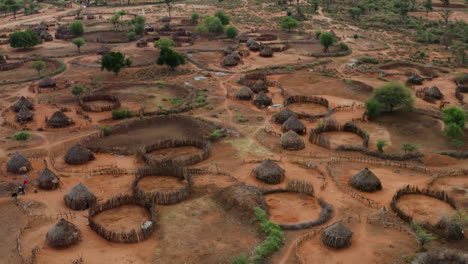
11, 95, 74, 127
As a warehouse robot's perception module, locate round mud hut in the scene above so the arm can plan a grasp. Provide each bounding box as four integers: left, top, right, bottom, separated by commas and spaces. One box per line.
222, 54, 239, 67
16, 105, 33, 123
47, 111, 74, 128
64, 183, 96, 210
39, 77, 56, 89
425, 86, 443, 99
45, 218, 81, 248
37, 168, 59, 190
250, 80, 268, 93
253, 92, 272, 108
7, 152, 32, 174
321, 222, 353, 249
349, 168, 382, 192
280, 130, 305, 150
13, 96, 34, 112
252, 160, 285, 184
259, 46, 273, 57
64, 144, 95, 165
407, 74, 423, 85
274, 107, 297, 124
282, 115, 306, 135
235, 86, 254, 100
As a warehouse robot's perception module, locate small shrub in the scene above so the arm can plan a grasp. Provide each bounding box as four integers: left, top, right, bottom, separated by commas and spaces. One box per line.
231, 255, 249, 264
13, 131, 31, 141
339, 42, 349, 51
357, 57, 379, 64
225, 26, 238, 39
112, 109, 132, 120
402, 143, 418, 153
377, 139, 387, 153
72, 85, 85, 96
209, 128, 223, 139
353, 34, 359, 39
236, 115, 249, 122
101, 126, 112, 136
127, 31, 136, 41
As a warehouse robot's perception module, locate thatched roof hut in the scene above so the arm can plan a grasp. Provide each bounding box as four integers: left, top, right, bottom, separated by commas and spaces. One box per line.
46, 218, 81, 248
424, 86, 443, 99
235, 86, 254, 100
253, 92, 272, 108
64, 144, 95, 165
349, 168, 382, 192
97, 46, 111, 55
274, 107, 297, 124
16, 105, 33, 123
280, 130, 305, 150
445, 222, 465, 241
13, 96, 34, 112
47, 111, 73, 128
215, 184, 266, 214
222, 55, 239, 67
55, 24, 70, 39
37, 168, 59, 190
252, 160, 285, 184
39, 77, 56, 88
40, 31, 53, 42
250, 80, 268, 93
64, 183, 96, 210
136, 39, 148, 47
259, 46, 273, 57
321, 222, 353, 249
408, 74, 423, 85
412, 250, 467, 264
249, 41, 261, 52
238, 34, 249, 43
282, 115, 306, 135
7, 152, 32, 174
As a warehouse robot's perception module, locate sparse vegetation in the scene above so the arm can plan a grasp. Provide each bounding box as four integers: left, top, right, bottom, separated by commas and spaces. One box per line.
13, 131, 31, 141
72, 38, 85, 53
101, 51, 132, 75
68, 21, 85, 37
32, 61, 46, 75
9, 30, 40, 49
112, 109, 132, 120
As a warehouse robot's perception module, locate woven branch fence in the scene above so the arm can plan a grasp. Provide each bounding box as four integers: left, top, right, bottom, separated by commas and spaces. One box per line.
88, 194, 157, 243
133, 166, 192, 205
78, 94, 121, 112
283, 95, 333, 120
309, 120, 369, 149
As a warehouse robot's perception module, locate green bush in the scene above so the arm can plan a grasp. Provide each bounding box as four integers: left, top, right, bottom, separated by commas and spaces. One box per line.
252, 207, 284, 263
196, 24, 208, 34
377, 139, 387, 153
365, 98, 383, 119
154, 38, 175, 49
190, 13, 200, 22
339, 42, 349, 51
9, 30, 40, 49
357, 57, 379, 64
72, 85, 85, 96
112, 109, 132, 120
231, 256, 249, 264
205, 16, 225, 33
209, 128, 223, 139
68, 21, 85, 37
13, 131, 31, 141
127, 31, 136, 41
236, 115, 249, 122
319, 32, 336, 52
353, 34, 359, 39
102, 126, 112, 136
225, 26, 238, 39
215, 10, 230, 25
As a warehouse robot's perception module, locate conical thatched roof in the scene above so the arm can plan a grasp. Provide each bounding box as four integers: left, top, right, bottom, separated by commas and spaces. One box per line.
64, 183, 96, 210
37, 168, 59, 190
250, 80, 268, 93
280, 130, 305, 150
274, 107, 297, 124
425, 86, 443, 99
235, 86, 254, 100
238, 34, 249, 43
321, 222, 353, 249
252, 160, 285, 184
7, 152, 32, 174
408, 74, 423, 85
46, 218, 81, 248
47, 111, 73, 128
259, 46, 273, 57
13, 96, 34, 112
136, 39, 148, 47
39, 77, 56, 88
64, 144, 95, 165
16, 105, 33, 123
253, 92, 272, 108
412, 250, 468, 264
349, 168, 382, 192
222, 55, 239, 67
282, 115, 306, 135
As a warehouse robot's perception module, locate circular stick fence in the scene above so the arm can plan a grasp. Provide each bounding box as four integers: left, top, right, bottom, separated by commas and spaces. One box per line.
283, 95, 333, 120
309, 120, 369, 149
78, 94, 121, 112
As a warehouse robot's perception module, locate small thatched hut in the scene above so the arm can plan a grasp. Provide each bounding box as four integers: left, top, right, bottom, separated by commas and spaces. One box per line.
411, 250, 467, 264
238, 34, 249, 43
222, 55, 239, 67
13, 96, 34, 112
45, 218, 81, 248
408, 74, 423, 85
259, 46, 273, 57
37, 168, 60, 190
7, 152, 32, 174
136, 39, 148, 47
282, 115, 306, 135
253, 92, 272, 108
16, 105, 33, 123
250, 80, 268, 93
349, 168, 382, 192
252, 160, 285, 184
274, 107, 297, 124
39, 77, 56, 88
235, 86, 254, 100
64, 183, 96, 210
321, 222, 353, 249
280, 130, 305, 150
47, 111, 74, 128
64, 144, 95, 165
55, 24, 71, 39
424, 86, 443, 99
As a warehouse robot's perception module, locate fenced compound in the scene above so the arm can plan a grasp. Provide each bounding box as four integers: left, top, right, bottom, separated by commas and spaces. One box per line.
133, 166, 192, 205
283, 95, 333, 120
88, 194, 157, 243
390, 185, 457, 225
78, 94, 121, 112
309, 120, 369, 149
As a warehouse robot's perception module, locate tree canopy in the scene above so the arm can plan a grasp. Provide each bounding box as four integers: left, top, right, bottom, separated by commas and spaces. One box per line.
68, 21, 85, 37
205, 16, 225, 33
225, 26, 238, 39
371, 82, 414, 112
9, 30, 40, 49
100, 51, 132, 75
280, 16, 299, 32
32, 61, 46, 75
442, 106, 466, 129
72, 38, 85, 53
215, 10, 230, 25
154, 38, 175, 49
156, 47, 185, 70
319, 32, 336, 52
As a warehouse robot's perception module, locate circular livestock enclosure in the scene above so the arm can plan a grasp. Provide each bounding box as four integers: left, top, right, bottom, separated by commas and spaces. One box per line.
78, 93, 121, 112
390, 185, 457, 227
309, 120, 370, 149
283, 96, 333, 120
139, 138, 211, 167
88, 194, 157, 243
133, 166, 192, 205
83, 30, 133, 43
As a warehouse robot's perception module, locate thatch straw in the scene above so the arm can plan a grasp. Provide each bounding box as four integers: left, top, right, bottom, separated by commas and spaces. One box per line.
16, 105, 33, 123
274, 107, 297, 124
250, 80, 268, 93
282, 115, 306, 135
321, 222, 353, 249
37, 168, 59, 190
259, 46, 273, 57
412, 249, 467, 264
215, 184, 266, 214
64, 183, 96, 210
46, 218, 81, 248
280, 130, 305, 150
39, 77, 56, 88
13, 96, 34, 112
349, 168, 382, 192
65, 144, 95, 165
47, 111, 74, 128
252, 160, 285, 184
424, 86, 443, 99
7, 152, 32, 174
253, 92, 272, 108
235, 86, 254, 100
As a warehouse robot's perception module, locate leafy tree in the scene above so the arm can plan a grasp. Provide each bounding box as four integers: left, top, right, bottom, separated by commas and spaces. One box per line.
101, 51, 132, 75
443, 123, 464, 139
443, 106, 466, 128
154, 38, 175, 49
372, 82, 414, 112
440, 0, 449, 7
280, 16, 299, 32
348, 7, 362, 21
319, 32, 336, 52
110, 14, 121, 28
72, 37, 85, 53
32, 61, 46, 75
225, 26, 238, 39
13, 131, 31, 141
164, 0, 173, 19
402, 143, 418, 153
5, 0, 21, 18
215, 10, 230, 25
315, 29, 321, 39
411, 222, 435, 251
423, 0, 432, 18
9, 30, 40, 49
365, 98, 383, 119
127, 31, 136, 40
205, 16, 224, 33
196, 24, 208, 34
441, 9, 453, 26
156, 47, 185, 70
394, 0, 410, 18
68, 21, 85, 37
313, 0, 319, 12
72, 85, 85, 96
376, 139, 387, 153
190, 13, 199, 23
134, 15, 146, 25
